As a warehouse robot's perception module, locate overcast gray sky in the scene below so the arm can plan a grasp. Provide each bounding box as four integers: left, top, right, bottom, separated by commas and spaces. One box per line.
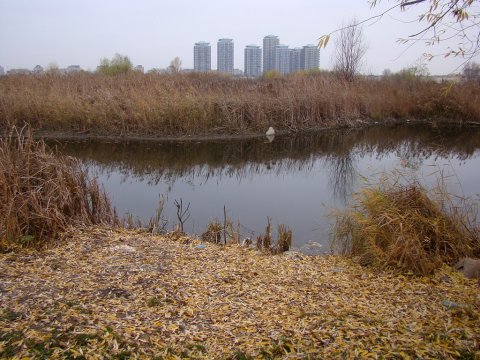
1, 0, 478, 74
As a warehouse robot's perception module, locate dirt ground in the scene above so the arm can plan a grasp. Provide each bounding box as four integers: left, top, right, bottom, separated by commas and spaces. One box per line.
0, 227, 479, 359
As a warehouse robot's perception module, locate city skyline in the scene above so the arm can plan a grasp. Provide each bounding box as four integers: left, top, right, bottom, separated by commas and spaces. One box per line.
191, 36, 319, 76
1, 0, 476, 75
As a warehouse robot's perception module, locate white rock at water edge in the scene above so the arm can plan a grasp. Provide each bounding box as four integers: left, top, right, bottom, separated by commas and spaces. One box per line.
266, 127, 275, 136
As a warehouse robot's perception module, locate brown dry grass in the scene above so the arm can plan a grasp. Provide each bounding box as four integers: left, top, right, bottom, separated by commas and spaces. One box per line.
1, 72, 479, 137
332, 174, 480, 275
256, 219, 292, 254
0, 127, 117, 250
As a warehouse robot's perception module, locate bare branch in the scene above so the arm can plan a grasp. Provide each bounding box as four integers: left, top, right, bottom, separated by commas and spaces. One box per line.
321, 0, 480, 69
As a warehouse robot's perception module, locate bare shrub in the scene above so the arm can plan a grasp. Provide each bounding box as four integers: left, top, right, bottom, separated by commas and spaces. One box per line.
333, 19, 367, 82
463, 62, 480, 83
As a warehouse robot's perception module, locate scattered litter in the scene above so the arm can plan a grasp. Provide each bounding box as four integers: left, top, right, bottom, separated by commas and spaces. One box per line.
442, 300, 465, 309
109, 244, 136, 253
283, 251, 304, 260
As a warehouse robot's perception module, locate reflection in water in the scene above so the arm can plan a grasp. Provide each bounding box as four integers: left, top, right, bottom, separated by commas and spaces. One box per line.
326, 153, 355, 205
50, 124, 480, 251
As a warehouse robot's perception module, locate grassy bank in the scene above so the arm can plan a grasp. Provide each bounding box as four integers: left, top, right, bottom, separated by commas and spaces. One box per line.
1, 72, 479, 137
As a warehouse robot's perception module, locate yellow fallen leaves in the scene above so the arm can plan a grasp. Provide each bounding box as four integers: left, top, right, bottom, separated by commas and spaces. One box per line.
0, 226, 478, 359
181, 307, 195, 318
167, 324, 180, 332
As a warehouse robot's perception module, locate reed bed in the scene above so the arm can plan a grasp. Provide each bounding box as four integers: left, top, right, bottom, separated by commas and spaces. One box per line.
0, 127, 117, 250
331, 173, 480, 275
1, 72, 479, 137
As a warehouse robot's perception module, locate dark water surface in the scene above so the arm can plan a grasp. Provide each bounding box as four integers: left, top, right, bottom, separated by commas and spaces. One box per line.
52, 124, 480, 253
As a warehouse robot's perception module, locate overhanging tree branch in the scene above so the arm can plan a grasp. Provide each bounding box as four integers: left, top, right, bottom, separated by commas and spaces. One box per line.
318, 0, 480, 68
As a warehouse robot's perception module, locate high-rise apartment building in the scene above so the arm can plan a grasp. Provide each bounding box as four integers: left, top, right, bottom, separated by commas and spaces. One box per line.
217, 39, 234, 74
194, 42, 211, 72
289, 48, 302, 73
275, 45, 290, 75
263, 35, 279, 74
244, 45, 262, 77
302, 45, 320, 71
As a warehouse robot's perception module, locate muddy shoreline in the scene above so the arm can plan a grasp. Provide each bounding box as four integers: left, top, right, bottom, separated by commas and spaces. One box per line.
25, 118, 480, 143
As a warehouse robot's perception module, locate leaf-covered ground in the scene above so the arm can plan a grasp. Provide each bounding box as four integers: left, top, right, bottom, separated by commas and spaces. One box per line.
0, 227, 479, 359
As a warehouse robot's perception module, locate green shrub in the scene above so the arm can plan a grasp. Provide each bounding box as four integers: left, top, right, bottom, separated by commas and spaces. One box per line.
97, 54, 133, 76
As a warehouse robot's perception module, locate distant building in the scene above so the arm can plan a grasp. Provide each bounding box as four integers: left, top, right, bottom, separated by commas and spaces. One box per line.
302, 45, 320, 71
66, 65, 82, 73
194, 42, 211, 72
7, 68, 31, 75
244, 45, 262, 77
275, 45, 290, 75
289, 48, 302, 73
134, 65, 144, 73
263, 35, 279, 74
217, 39, 234, 74
233, 68, 244, 77
33, 65, 44, 74
0, 65, 4, 76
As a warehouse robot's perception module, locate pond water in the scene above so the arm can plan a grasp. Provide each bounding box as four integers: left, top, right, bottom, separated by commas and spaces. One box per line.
52, 124, 480, 253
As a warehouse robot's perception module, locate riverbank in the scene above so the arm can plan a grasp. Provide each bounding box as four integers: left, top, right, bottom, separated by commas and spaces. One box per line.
1, 72, 479, 139
29, 118, 480, 143
1, 227, 478, 359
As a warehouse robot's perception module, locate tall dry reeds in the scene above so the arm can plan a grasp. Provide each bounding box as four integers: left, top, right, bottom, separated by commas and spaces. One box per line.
331, 172, 480, 275
0, 127, 117, 250
0, 72, 478, 137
